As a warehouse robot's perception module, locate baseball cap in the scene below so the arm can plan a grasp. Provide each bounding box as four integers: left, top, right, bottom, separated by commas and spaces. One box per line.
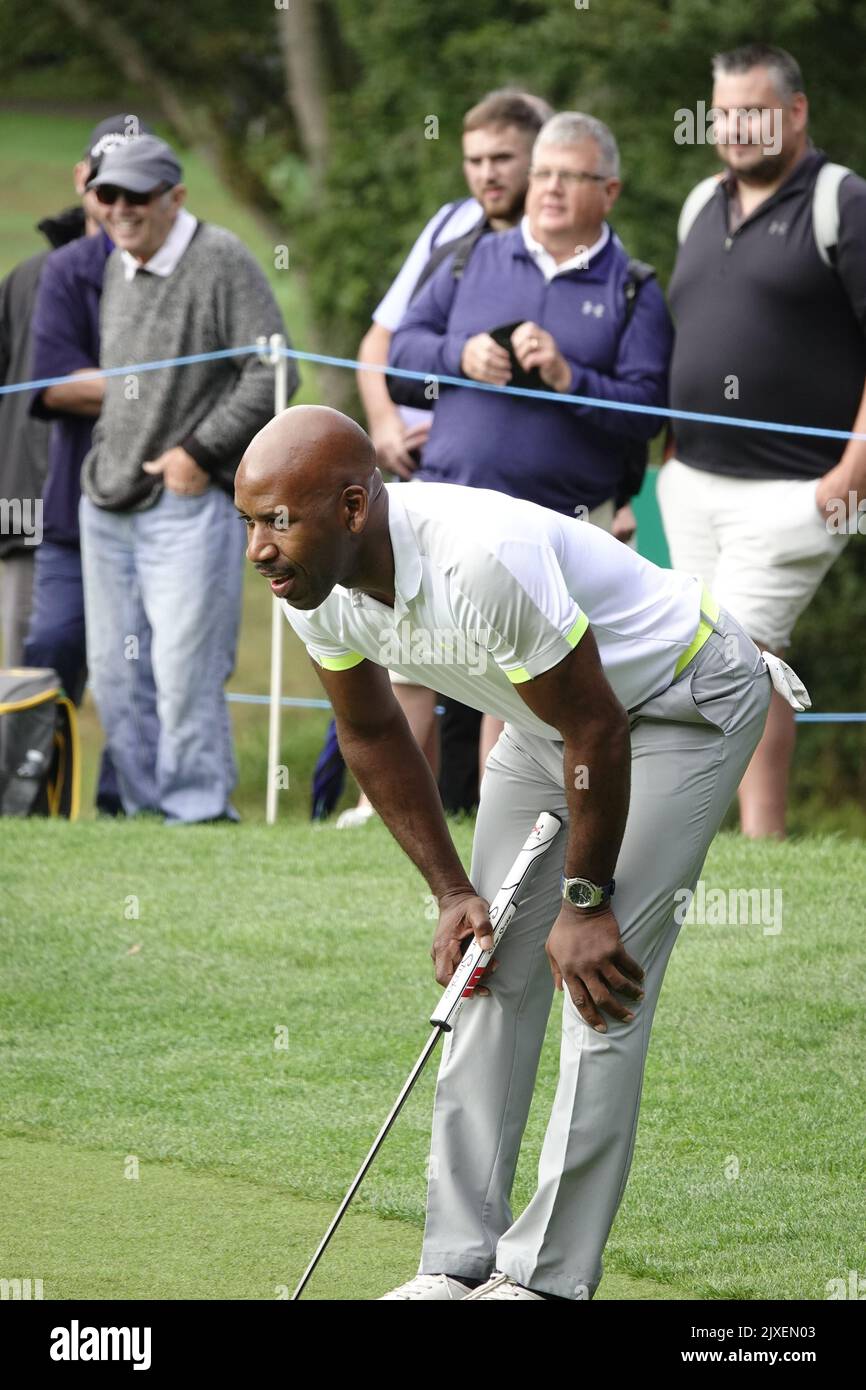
86, 134, 182, 195
84, 114, 154, 174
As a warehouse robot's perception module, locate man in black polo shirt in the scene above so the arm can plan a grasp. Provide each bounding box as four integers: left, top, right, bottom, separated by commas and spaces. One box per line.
659, 43, 866, 837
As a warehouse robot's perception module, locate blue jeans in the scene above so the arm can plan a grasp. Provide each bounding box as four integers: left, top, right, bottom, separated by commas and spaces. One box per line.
24, 540, 121, 812
79, 488, 246, 822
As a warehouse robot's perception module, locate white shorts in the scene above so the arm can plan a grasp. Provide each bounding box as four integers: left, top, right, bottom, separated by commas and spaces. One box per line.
657, 458, 849, 650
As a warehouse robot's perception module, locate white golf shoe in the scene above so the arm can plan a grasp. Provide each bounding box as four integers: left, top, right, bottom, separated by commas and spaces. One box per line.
463, 1272, 545, 1300
335, 805, 377, 829
378, 1273, 475, 1300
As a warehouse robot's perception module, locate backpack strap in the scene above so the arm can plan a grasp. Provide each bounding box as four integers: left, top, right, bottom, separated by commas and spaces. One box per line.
615, 258, 658, 509
429, 198, 469, 250
408, 217, 486, 303
450, 220, 488, 280
677, 173, 724, 245
812, 162, 852, 267
623, 257, 655, 325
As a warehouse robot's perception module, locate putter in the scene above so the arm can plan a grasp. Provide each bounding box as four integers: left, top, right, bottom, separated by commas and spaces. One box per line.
291, 810, 562, 1300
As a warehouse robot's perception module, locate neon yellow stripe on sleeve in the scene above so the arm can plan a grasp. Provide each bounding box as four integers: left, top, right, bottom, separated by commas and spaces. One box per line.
317, 651, 366, 672
503, 613, 588, 684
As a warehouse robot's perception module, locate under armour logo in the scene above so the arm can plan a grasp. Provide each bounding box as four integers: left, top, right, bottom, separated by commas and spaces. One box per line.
768, 220, 788, 236
582, 300, 605, 317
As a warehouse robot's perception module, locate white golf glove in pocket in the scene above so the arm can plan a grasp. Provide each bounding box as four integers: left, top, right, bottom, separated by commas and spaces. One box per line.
761, 651, 812, 712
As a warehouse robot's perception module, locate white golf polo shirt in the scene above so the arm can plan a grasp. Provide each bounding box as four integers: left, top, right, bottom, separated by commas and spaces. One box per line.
281, 482, 710, 741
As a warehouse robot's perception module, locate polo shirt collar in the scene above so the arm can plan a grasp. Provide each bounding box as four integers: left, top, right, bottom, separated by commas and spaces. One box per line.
349, 484, 422, 619
120, 206, 198, 282
520, 216, 610, 279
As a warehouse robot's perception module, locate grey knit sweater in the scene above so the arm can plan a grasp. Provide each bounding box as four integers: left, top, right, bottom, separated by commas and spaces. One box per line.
82, 221, 296, 510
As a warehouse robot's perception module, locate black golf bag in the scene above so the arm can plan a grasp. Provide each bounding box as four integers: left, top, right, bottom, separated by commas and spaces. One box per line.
0, 667, 80, 817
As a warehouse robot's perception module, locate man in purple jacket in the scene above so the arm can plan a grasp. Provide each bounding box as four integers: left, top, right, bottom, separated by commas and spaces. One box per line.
391, 111, 673, 763
26, 116, 151, 812
390, 111, 673, 522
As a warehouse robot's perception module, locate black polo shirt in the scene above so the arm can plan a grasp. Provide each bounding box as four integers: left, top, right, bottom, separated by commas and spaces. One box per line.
668, 148, 866, 479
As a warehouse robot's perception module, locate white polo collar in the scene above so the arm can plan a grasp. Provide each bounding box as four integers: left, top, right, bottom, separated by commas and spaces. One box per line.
348, 484, 422, 620
521, 216, 610, 281
120, 207, 198, 281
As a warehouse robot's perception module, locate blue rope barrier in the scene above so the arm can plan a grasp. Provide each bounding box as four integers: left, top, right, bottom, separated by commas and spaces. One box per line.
281, 347, 866, 445
792, 713, 866, 723
226, 692, 447, 714
5, 340, 862, 724
224, 693, 864, 723
4, 341, 866, 443
0, 345, 263, 396
228, 692, 330, 710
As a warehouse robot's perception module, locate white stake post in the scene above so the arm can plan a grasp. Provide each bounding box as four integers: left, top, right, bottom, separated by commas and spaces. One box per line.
257, 334, 290, 825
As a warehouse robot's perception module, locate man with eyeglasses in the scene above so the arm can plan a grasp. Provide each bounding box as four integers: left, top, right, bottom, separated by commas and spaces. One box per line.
391, 111, 672, 522
390, 112, 673, 758
78, 134, 296, 823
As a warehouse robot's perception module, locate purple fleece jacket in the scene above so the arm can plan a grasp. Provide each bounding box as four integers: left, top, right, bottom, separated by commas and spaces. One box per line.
389, 225, 673, 514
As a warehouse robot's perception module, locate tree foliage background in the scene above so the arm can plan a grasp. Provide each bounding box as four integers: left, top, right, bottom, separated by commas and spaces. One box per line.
5, 0, 866, 349
2, 0, 865, 828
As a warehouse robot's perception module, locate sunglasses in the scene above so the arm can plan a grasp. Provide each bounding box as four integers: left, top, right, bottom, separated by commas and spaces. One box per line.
94, 183, 170, 206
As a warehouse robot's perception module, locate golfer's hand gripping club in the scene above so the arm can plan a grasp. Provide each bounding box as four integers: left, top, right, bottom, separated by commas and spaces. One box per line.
430, 810, 562, 1029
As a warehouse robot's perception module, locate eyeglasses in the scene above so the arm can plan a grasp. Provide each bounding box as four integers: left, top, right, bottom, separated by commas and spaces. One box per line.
94, 184, 169, 206
529, 167, 607, 186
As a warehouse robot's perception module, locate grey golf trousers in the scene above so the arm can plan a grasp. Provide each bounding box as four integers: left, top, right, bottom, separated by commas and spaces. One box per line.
419, 606, 772, 1299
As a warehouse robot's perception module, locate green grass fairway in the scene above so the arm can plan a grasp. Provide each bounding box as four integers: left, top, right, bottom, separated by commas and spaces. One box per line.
2, 820, 863, 1300
0, 1136, 696, 1301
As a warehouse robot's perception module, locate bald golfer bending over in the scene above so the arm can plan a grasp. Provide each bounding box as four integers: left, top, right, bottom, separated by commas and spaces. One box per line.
236, 405, 805, 1302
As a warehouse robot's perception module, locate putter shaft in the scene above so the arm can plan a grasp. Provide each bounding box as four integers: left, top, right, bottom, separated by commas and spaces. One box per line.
291, 1026, 442, 1299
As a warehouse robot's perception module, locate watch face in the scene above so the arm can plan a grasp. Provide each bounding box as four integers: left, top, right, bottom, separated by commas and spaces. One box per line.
567, 879, 596, 908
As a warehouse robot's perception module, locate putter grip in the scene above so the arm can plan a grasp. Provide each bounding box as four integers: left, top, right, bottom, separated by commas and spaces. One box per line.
429, 811, 561, 1030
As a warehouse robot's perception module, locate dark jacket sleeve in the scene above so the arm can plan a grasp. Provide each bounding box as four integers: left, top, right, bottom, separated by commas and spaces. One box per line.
29, 249, 97, 419
389, 254, 467, 380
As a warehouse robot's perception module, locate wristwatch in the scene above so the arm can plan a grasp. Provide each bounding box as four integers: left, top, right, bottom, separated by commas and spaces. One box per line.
561, 874, 615, 910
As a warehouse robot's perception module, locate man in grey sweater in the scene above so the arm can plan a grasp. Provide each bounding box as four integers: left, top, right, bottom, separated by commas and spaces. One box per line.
81, 134, 297, 821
